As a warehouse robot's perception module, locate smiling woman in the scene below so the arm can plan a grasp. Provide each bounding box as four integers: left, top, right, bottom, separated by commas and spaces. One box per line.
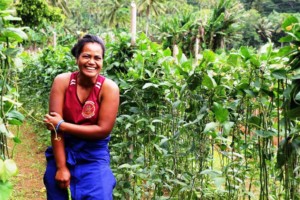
43, 34, 120, 200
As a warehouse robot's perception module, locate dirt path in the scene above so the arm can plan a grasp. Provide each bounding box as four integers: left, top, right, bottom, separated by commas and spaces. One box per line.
10, 124, 47, 200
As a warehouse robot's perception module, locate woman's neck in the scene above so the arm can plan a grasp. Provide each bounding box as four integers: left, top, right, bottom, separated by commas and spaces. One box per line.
77, 72, 97, 87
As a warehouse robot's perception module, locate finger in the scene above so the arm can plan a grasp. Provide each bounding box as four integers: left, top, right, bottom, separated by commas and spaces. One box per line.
50, 112, 58, 117
58, 182, 67, 189
57, 180, 67, 189
66, 180, 70, 187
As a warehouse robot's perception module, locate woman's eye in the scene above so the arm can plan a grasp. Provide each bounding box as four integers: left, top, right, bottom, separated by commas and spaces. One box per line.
80, 54, 90, 58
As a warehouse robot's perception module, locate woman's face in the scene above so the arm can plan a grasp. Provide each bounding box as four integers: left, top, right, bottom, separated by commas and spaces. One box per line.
77, 42, 103, 79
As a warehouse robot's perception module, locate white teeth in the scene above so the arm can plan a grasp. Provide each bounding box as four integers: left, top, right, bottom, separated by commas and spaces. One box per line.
87, 67, 96, 70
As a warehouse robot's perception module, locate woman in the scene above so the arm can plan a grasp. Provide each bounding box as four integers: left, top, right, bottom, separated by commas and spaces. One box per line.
43, 34, 119, 200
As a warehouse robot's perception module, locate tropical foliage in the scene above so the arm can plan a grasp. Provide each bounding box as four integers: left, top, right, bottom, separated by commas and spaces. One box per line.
16, 0, 64, 28
0, 0, 26, 198
2, 0, 300, 199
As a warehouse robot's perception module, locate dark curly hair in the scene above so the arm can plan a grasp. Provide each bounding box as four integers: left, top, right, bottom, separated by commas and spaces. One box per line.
71, 34, 106, 59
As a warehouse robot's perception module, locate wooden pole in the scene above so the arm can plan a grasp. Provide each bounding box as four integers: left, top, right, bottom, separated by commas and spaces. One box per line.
173, 44, 179, 64
131, 2, 137, 46
53, 31, 57, 47
195, 38, 199, 60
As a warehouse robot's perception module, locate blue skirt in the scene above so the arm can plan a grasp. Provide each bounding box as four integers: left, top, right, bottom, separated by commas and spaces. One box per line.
44, 145, 116, 200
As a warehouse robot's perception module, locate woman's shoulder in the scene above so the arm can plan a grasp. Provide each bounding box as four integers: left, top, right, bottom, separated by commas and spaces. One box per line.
102, 77, 119, 91
54, 72, 72, 83
55, 72, 72, 79
52, 72, 73, 89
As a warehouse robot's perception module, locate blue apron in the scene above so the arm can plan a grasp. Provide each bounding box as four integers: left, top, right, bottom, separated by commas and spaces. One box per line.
44, 134, 116, 200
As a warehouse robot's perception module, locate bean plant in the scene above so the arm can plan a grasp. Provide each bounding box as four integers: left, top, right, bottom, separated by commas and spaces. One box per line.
0, 1, 27, 199
102, 18, 300, 199
18, 17, 300, 200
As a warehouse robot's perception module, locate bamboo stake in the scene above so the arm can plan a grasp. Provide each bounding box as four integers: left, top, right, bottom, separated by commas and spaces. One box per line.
195, 38, 199, 60
53, 31, 57, 47
173, 44, 179, 64
131, 2, 137, 46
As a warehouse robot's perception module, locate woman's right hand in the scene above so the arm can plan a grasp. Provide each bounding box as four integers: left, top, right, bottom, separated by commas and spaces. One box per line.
55, 167, 71, 189
44, 112, 64, 131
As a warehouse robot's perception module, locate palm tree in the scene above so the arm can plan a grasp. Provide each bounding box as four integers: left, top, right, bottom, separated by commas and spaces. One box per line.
205, 0, 244, 50
255, 17, 274, 43
99, 0, 130, 28
137, 0, 166, 35
156, 11, 201, 56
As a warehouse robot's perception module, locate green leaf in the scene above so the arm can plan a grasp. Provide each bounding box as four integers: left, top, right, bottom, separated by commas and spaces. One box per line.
240, 46, 251, 59
295, 91, 300, 101
277, 46, 292, 57
222, 121, 234, 135
212, 102, 228, 123
3, 15, 22, 21
213, 177, 225, 189
169, 179, 187, 186
255, 130, 276, 138
244, 89, 257, 97
286, 107, 300, 118
142, 83, 159, 89
13, 137, 21, 144
1, 27, 28, 42
250, 56, 260, 67
6, 110, 25, 122
163, 48, 171, 56
172, 100, 181, 109
183, 114, 205, 127
0, 124, 8, 136
281, 16, 298, 30
125, 123, 132, 130
279, 35, 294, 43
276, 135, 300, 168
271, 69, 287, 80
0, 180, 13, 200
187, 73, 201, 90
154, 144, 167, 155
202, 74, 216, 89
0, 159, 17, 182
227, 53, 239, 66
203, 50, 216, 63
0, 0, 13, 10
200, 169, 222, 177
118, 163, 131, 169
4, 47, 21, 58
248, 116, 261, 127
118, 163, 141, 169
4, 159, 17, 177
7, 118, 22, 125
203, 122, 218, 133
152, 119, 163, 124
147, 125, 155, 132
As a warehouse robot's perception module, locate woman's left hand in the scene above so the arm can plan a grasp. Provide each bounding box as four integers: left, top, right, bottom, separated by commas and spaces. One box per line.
44, 112, 63, 130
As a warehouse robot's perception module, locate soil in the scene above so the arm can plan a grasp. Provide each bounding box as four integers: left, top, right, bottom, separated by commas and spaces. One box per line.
9, 124, 47, 200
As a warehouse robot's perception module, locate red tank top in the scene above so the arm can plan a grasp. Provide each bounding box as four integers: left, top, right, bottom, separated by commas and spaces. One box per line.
63, 71, 106, 125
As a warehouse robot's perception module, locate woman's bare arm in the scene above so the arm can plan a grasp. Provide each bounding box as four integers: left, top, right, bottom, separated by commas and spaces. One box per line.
47, 73, 71, 188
